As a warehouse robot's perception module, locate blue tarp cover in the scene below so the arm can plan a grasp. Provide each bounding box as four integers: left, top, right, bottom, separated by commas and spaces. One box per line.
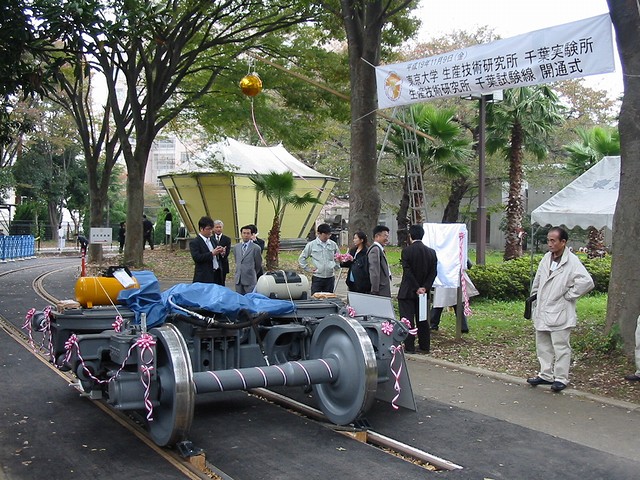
118, 272, 296, 327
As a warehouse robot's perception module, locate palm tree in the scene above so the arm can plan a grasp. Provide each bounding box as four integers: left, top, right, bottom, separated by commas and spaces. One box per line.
564, 126, 620, 258
384, 104, 473, 245
486, 86, 563, 260
249, 171, 321, 271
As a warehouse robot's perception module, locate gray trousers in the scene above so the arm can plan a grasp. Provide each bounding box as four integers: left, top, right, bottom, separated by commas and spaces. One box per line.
535, 328, 572, 385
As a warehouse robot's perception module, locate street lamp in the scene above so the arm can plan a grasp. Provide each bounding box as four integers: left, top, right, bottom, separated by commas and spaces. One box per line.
463, 90, 502, 265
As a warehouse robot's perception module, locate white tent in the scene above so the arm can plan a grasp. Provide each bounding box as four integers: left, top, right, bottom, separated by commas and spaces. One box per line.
531, 156, 620, 230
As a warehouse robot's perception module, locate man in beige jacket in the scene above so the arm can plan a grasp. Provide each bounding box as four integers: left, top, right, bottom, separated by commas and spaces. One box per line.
527, 226, 594, 392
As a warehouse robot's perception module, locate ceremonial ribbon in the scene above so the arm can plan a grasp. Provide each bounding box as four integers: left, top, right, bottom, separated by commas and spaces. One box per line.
458, 232, 472, 317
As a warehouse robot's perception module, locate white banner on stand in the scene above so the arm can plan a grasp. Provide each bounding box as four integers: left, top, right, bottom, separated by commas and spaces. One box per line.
375, 14, 614, 109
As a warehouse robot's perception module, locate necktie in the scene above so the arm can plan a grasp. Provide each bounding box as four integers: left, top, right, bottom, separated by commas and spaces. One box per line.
206, 238, 219, 269
242, 242, 248, 254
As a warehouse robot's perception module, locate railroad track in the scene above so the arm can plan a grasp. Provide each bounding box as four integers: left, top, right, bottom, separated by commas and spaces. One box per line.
3, 262, 463, 478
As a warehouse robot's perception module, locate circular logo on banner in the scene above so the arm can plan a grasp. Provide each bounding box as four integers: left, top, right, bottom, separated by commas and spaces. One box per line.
384, 72, 402, 101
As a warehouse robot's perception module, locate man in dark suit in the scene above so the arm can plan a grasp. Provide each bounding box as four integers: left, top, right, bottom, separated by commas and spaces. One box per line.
398, 224, 438, 353
211, 219, 232, 286
233, 225, 263, 294
368, 225, 392, 297
190, 216, 226, 284
142, 215, 154, 250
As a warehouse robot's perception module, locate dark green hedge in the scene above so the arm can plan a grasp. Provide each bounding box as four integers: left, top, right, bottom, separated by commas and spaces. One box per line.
468, 255, 610, 300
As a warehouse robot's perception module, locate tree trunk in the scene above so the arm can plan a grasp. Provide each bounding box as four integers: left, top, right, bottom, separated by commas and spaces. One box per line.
123, 141, 149, 267
605, 0, 640, 354
87, 186, 105, 263
266, 214, 281, 271
442, 177, 470, 223
504, 122, 525, 260
342, 1, 383, 240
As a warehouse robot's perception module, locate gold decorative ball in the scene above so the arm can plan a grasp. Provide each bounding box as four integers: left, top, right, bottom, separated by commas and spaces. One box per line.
240, 73, 263, 97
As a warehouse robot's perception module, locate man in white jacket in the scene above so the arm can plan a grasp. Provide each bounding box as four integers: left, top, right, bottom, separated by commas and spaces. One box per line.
527, 226, 594, 392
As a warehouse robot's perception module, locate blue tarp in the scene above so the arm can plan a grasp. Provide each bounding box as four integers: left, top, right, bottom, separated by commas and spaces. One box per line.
117, 271, 168, 327
117, 271, 296, 327
162, 283, 296, 318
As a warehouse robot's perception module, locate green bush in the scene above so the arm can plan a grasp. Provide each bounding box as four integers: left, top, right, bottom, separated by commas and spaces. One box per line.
581, 256, 611, 292
469, 254, 611, 300
469, 256, 537, 300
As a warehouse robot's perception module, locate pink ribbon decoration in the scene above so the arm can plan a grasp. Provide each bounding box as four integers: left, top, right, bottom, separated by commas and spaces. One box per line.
135, 333, 156, 421
346, 305, 356, 318
458, 232, 473, 317
112, 315, 124, 333
400, 317, 418, 336
381, 321, 394, 336
22, 308, 37, 349
388, 345, 404, 410
22, 306, 55, 361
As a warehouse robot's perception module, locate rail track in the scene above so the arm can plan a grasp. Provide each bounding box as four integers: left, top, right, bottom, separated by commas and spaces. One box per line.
3, 262, 463, 479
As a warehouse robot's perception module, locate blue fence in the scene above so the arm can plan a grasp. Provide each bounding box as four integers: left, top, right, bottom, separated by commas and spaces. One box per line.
0, 235, 36, 262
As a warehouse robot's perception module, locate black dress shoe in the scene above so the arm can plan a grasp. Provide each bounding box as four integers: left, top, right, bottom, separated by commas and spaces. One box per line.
404, 347, 416, 353
416, 348, 430, 354
430, 326, 439, 331
526, 376, 553, 386
625, 373, 640, 381
551, 381, 567, 392
461, 329, 469, 334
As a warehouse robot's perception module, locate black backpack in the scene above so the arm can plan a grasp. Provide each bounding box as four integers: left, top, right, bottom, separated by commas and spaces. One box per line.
349, 247, 373, 293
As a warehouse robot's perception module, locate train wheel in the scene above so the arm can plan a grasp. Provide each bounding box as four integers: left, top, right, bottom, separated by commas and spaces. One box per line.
148, 324, 195, 446
310, 315, 377, 425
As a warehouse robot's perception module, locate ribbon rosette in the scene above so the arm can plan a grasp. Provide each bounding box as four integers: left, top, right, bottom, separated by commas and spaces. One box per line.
346, 305, 356, 318
400, 317, 418, 336
381, 321, 394, 336
112, 315, 124, 333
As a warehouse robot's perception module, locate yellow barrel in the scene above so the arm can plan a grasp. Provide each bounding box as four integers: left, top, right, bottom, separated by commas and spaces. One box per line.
75, 276, 140, 308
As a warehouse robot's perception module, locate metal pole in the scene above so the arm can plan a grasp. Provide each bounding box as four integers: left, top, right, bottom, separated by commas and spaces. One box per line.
477, 95, 487, 265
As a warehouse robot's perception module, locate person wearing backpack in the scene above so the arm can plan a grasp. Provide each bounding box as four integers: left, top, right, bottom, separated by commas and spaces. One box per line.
368, 225, 392, 297
398, 224, 438, 353
341, 231, 370, 293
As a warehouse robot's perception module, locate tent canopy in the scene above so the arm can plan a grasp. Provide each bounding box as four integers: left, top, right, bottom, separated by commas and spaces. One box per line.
160, 138, 336, 241
208, 138, 326, 178
531, 156, 619, 230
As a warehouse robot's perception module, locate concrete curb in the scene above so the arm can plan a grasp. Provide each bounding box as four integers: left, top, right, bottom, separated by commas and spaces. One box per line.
406, 353, 640, 412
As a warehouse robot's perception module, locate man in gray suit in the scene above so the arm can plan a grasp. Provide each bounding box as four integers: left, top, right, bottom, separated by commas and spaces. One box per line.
233, 225, 263, 294
368, 225, 392, 297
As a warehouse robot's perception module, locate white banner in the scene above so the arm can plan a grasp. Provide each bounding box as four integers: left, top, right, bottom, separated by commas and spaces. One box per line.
376, 14, 614, 109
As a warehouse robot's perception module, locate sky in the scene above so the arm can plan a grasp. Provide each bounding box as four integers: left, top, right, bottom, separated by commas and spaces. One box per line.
415, 0, 622, 99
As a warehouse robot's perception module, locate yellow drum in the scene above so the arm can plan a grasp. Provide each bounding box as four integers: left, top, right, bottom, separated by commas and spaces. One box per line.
75, 276, 139, 308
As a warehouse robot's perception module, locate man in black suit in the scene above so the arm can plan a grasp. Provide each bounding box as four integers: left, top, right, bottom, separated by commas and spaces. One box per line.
398, 224, 438, 353
248, 224, 265, 277
142, 215, 154, 250
190, 216, 225, 284
211, 219, 232, 286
